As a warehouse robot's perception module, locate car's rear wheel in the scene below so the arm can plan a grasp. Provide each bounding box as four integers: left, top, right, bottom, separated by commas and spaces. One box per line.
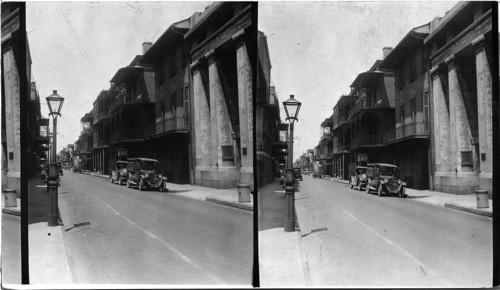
377, 183, 383, 197
138, 178, 144, 191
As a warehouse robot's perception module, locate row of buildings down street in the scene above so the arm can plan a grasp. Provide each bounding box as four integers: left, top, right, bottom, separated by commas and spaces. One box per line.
66, 2, 285, 190
64, 2, 286, 190
308, 1, 493, 195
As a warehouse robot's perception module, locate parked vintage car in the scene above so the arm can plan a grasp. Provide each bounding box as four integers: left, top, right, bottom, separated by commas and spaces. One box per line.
72, 167, 82, 173
365, 163, 406, 197
349, 166, 367, 191
312, 172, 322, 178
110, 161, 129, 185
126, 158, 168, 191
293, 168, 303, 181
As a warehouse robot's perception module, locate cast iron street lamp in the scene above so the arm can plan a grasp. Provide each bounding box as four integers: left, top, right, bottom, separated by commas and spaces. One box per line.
46, 90, 64, 226
283, 94, 301, 168
282, 94, 301, 232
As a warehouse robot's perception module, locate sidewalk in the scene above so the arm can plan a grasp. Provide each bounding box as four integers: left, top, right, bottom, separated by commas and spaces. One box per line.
330, 178, 493, 218
83, 170, 253, 211
258, 179, 308, 287
26, 174, 73, 284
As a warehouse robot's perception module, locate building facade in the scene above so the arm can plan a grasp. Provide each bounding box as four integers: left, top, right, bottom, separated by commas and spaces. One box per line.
380, 24, 432, 189
426, 2, 493, 195
108, 53, 156, 174
92, 90, 113, 174
186, 2, 256, 189
141, 18, 194, 185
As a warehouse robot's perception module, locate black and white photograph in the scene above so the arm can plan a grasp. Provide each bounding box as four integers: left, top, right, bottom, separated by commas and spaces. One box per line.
258, 1, 495, 287
1, 1, 499, 288
2, 1, 256, 286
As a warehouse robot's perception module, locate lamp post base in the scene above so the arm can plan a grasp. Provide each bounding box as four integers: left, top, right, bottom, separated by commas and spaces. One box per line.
47, 214, 58, 226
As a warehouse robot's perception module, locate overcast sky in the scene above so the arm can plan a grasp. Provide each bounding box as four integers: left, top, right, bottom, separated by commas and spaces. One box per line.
259, 1, 458, 161
27, 1, 211, 152
27, 1, 459, 159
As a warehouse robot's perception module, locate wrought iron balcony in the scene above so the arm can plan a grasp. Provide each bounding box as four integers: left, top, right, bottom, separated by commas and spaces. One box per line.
111, 130, 145, 143
351, 134, 383, 148
320, 133, 332, 141
396, 121, 430, 139
156, 115, 191, 134
98, 137, 110, 147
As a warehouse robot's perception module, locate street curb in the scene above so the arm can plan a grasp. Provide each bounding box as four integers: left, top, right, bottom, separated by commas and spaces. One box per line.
205, 196, 253, 211
331, 174, 494, 219
444, 203, 492, 218
2, 207, 20, 216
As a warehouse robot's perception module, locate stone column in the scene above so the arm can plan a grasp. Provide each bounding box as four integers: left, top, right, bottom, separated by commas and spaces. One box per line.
207, 50, 238, 188
445, 55, 473, 173
472, 34, 493, 192
191, 60, 212, 169
2, 48, 21, 191
430, 66, 451, 173
233, 30, 254, 188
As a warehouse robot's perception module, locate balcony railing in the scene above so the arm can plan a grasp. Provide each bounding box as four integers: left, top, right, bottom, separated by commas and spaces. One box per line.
320, 133, 332, 141
351, 134, 383, 148
156, 115, 190, 134
383, 121, 430, 143
111, 130, 144, 143
98, 138, 110, 147
109, 96, 125, 113
95, 107, 110, 123
338, 144, 350, 152
93, 133, 98, 148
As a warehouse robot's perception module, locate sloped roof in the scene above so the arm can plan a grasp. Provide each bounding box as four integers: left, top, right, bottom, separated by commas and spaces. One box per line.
141, 17, 191, 64
379, 23, 430, 69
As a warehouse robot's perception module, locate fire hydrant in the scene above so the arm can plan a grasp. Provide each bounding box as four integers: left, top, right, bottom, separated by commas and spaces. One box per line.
284, 169, 296, 232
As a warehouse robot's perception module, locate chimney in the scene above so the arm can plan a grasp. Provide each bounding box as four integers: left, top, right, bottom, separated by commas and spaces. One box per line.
142, 42, 153, 55
382, 47, 393, 59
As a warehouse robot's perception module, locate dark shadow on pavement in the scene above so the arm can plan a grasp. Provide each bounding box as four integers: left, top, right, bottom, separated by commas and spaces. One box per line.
259, 179, 299, 232
167, 190, 192, 193
28, 175, 52, 225
65, 221, 91, 232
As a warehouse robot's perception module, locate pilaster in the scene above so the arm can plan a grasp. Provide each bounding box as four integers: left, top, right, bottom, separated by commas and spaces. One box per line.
445, 55, 473, 173
472, 34, 493, 192
430, 65, 451, 173
206, 50, 235, 169
191, 60, 212, 168
233, 29, 254, 188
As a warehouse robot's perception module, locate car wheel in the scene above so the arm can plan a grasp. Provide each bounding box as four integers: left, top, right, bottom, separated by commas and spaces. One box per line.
127, 178, 131, 188
377, 183, 383, 197
399, 187, 405, 198
138, 178, 144, 191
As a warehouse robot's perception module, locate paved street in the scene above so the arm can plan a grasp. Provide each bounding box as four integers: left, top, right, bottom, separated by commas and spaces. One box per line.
58, 170, 252, 285
1, 213, 21, 284
295, 175, 492, 287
